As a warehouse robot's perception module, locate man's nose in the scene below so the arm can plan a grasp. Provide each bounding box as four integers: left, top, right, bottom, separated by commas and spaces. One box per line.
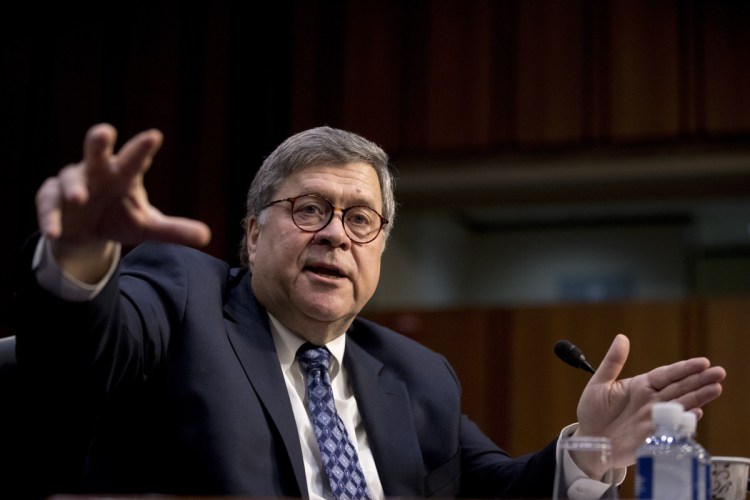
313, 210, 350, 247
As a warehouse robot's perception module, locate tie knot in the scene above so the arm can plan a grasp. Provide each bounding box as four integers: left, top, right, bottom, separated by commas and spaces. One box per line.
296, 344, 331, 374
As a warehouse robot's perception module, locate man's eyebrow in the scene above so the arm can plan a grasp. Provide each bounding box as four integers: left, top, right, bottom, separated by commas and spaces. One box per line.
347, 196, 379, 209
303, 191, 379, 209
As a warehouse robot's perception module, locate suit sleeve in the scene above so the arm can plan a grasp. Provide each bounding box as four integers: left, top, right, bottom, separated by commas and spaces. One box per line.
14, 238, 191, 400
458, 414, 557, 498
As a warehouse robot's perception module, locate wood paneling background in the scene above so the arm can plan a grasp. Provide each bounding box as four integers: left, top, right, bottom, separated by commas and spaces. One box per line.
290, 0, 750, 153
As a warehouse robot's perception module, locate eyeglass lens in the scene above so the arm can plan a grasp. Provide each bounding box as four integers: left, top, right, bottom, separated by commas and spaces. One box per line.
291, 195, 382, 243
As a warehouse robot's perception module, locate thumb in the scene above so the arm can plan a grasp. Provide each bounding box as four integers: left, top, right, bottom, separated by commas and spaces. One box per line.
591, 334, 630, 384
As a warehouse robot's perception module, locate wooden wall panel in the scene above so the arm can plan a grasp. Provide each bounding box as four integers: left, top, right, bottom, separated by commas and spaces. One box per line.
340, 2, 411, 149
697, 297, 750, 458
608, 1, 682, 140
423, 1, 495, 151
515, 0, 585, 144
702, 3, 750, 135
503, 305, 591, 455
290, 1, 750, 153
503, 301, 688, 456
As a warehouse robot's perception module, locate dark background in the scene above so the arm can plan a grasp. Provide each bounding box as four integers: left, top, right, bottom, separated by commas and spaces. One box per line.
2, 1, 298, 338
3, 0, 750, 336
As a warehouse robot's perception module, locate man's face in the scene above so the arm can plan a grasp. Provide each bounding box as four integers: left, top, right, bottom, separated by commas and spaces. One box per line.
246, 162, 386, 341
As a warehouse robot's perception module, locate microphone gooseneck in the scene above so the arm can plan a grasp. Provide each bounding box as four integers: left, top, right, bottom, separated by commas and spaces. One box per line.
554, 339, 596, 375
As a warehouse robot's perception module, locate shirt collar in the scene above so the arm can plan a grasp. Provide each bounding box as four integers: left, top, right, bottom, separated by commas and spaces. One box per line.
267, 313, 346, 379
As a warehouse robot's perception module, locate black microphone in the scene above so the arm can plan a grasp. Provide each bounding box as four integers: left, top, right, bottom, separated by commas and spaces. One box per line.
554, 339, 596, 374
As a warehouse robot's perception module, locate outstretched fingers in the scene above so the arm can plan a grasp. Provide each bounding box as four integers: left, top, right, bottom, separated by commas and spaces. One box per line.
39, 123, 212, 251
82, 123, 163, 188
111, 128, 163, 181
646, 359, 726, 412
83, 123, 117, 170
647, 357, 709, 391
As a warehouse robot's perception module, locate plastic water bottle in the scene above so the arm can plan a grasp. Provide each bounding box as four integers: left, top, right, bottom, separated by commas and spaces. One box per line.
678, 411, 711, 500
635, 401, 699, 499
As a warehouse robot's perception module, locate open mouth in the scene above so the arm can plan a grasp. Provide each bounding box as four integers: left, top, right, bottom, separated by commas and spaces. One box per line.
305, 265, 345, 279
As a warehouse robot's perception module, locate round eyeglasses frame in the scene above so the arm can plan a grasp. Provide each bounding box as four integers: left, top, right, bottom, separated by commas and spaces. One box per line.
264, 194, 389, 244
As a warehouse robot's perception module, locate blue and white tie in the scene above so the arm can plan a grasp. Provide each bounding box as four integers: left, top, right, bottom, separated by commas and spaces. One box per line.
297, 344, 370, 500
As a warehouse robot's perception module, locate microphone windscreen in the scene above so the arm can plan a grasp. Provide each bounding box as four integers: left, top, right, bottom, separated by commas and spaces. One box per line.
553, 339, 596, 374
554, 340, 579, 364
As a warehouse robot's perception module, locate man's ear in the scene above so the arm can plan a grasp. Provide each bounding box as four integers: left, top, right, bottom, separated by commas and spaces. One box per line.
246, 216, 261, 269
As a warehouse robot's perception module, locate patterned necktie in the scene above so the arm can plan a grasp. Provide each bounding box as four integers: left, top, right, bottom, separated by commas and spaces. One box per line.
297, 344, 370, 500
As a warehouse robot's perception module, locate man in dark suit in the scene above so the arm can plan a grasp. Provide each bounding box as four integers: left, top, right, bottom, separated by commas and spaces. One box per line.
15, 123, 725, 498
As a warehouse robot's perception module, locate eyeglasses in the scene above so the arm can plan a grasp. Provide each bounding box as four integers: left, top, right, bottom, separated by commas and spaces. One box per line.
264, 194, 388, 244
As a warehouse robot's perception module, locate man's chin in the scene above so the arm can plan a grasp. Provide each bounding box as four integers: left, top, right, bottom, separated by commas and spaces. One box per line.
297, 299, 356, 325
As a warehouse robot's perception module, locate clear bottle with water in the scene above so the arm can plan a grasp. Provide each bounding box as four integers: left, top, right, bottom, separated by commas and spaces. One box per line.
677, 410, 711, 500
635, 401, 699, 499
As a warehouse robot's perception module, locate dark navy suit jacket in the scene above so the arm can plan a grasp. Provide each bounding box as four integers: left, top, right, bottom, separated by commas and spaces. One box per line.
14, 239, 557, 498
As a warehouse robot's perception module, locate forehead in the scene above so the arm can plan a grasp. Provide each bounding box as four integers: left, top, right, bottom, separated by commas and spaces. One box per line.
279, 162, 382, 206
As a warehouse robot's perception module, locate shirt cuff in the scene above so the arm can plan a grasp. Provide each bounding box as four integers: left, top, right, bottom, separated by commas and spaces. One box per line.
558, 423, 627, 499
32, 236, 121, 302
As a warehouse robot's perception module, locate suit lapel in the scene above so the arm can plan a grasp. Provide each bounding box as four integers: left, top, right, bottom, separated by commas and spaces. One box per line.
222, 272, 308, 496
345, 340, 424, 497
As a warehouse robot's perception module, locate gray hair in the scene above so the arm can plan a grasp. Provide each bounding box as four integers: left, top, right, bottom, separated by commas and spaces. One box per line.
239, 126, 396, 265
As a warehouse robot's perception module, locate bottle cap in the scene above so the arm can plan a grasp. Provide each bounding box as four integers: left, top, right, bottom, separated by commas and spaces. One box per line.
678, 411, 697, 433
652, 401, 684, 426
